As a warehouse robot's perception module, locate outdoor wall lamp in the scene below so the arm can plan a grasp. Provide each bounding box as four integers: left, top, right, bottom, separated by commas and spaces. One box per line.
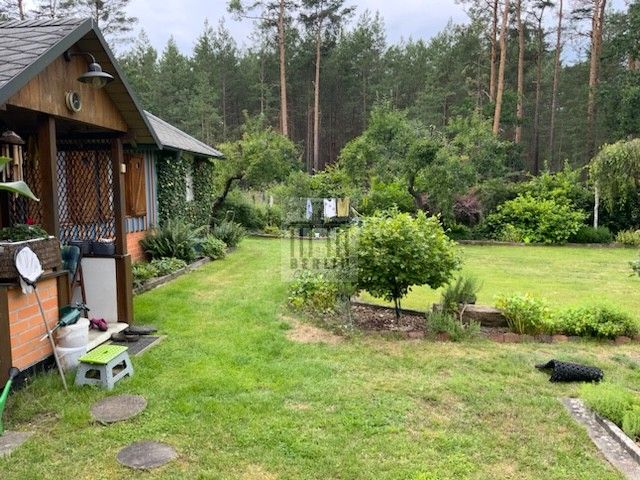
63, 50, 114, 88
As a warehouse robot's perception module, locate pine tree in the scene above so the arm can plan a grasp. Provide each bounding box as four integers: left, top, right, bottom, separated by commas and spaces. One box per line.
59, 0, 137, 43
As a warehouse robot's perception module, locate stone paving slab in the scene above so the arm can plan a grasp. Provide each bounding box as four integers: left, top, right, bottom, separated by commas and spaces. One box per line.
563, 397, 640, 480
0, 431, 33, 457
91, 395, 147, 424
116, 441, 177, 470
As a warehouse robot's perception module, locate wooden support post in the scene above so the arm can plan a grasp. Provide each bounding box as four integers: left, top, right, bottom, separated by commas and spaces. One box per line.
111, 138, 133, 323
37, 116, 59, 236
0, 286, 12, 386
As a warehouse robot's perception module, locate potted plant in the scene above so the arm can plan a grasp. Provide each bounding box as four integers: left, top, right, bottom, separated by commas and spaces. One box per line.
0, 156, 61, 279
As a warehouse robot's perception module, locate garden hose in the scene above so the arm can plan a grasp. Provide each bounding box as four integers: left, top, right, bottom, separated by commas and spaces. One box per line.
0, 367, 20, 435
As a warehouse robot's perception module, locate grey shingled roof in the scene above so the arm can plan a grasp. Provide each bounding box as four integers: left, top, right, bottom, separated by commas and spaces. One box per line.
144, 111, 223, 158
0, 18, 160, 145
0, 18, 83, 92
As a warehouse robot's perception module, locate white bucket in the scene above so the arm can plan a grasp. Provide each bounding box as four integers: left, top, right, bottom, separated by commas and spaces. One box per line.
57, 344, 87, 371
56, 318, 90, 349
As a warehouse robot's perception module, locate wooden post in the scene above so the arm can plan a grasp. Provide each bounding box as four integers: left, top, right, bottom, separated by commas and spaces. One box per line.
37, 116, 59, 236
0, 286, 11, 386
111, 137, 133, 323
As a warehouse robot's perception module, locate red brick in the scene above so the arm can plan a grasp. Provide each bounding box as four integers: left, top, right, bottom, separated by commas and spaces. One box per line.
503, 332, 521, 343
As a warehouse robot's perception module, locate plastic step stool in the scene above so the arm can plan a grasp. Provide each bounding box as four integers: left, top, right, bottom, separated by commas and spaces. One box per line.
75, 345, 133, 390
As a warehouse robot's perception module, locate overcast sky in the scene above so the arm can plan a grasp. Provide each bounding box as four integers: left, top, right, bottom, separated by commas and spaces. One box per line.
126, 0, 470, 53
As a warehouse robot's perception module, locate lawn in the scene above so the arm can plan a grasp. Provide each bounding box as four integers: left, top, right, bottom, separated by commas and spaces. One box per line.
1, 238, 640, 479
362, 243, 640, 314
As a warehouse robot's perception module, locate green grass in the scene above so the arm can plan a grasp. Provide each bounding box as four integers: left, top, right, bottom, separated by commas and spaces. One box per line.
1, 238, 639, 479
362, 244, 640, 313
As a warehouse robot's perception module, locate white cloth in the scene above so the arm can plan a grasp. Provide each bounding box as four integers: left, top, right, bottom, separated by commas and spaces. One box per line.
305, 198, 313, 220
323, 198, 337, 219
14, 246, 44, 294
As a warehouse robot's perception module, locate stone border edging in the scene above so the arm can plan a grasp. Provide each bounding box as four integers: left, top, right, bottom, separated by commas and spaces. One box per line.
133, 257, 211, 295
457, 240, 631, 248
595, 411, 640, 464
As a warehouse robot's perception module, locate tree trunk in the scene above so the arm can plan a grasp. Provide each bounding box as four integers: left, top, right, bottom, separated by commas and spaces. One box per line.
277, 0, 289, 138
515, 0, 525, 144
532, 17, 544, 175
210, 174, 243, 225
313, 23, 322, 172
222, 76, 227, 140
489, 0, 499, 102
549, 0, 563, 165
587, 0, 607, 159
492, 0, 510, 135
18, 0, 25, 19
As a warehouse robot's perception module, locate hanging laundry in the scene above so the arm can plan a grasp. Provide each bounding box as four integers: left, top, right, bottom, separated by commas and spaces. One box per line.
337, 197, 350, 217
323, 198, 337, 219
305, 198, 313, 220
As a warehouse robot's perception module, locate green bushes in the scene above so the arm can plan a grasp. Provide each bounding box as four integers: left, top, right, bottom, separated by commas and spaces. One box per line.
495, 293, 553, 335
484, 194, 585, 244
211, 220, 246, 247
141, 219, 205, 262
568, 226, 613, 244
615, 229, 640, 246
201, 236, 227, 260
494, 294, 639, 338
554, 305, 639, 339
441, 275, 480, 315
623, 406, 640, 440
360, 179, 416, 215
426, 311, 480, 341
288, 271, 340, 313
582, 383, 638, 430
132, 257, 188, 288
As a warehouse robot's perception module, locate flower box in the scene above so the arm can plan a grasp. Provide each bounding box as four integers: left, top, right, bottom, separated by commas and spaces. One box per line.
0, 236, 61, 280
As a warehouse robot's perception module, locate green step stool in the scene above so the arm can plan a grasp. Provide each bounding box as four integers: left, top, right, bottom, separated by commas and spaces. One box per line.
75, 345, 134, 390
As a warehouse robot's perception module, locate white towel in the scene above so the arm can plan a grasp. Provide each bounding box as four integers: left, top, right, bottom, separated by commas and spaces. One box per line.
323, 198, 337, 219
305, 198, 313, 220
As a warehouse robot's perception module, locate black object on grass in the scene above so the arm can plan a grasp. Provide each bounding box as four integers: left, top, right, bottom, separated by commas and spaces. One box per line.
536, 359, 604, 383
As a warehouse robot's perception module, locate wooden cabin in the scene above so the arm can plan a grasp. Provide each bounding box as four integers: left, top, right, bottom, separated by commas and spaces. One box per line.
0, 18, 222, 385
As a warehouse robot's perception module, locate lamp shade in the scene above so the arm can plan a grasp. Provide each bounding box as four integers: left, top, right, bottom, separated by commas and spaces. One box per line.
78, 62, 114, 88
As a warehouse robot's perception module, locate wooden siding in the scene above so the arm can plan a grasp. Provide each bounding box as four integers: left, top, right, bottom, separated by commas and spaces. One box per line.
7, 53, 128, 132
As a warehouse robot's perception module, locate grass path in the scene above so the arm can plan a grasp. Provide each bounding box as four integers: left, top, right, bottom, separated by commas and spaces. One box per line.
1, 238, 639, 479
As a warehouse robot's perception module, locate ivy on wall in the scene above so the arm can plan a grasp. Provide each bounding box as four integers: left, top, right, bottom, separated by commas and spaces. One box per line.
156, 151, 216, 227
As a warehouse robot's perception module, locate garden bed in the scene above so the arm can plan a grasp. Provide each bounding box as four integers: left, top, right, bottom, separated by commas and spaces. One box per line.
133, 257, 210, 295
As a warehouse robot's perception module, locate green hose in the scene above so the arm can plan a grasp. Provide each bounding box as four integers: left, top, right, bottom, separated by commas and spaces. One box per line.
0, 367, 20, 435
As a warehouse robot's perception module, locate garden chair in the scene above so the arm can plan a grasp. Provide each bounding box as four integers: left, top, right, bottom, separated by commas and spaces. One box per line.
61, 244, 86, 305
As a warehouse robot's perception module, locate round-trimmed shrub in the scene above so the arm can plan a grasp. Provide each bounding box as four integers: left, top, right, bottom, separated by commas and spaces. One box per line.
554, 305, 639, 339
201, 236, 227, 260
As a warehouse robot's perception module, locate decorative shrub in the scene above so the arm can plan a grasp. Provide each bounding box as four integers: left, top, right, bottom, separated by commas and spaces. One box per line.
485, 194, 585, 244
351, 210, 460, 317
554, 305, 639, 339
212, 220, 246, 248
360, 179, 416, 215
149, 257, 187, 277
568, 226, 613, 244
426, 311, 480, 341
132, 262, 159, 288
615, 229, 640, 246
141, 219, 205, 262
212, 191, 266, 231
495, 293, 553, 335
288, 271, 340, 313
453, 190, 483, 227
581, 383, 638, 427
201, 236, 227, 260
441, 275, 481, 315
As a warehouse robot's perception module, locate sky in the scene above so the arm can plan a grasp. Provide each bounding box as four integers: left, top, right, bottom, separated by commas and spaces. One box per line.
125, 0, 470, 53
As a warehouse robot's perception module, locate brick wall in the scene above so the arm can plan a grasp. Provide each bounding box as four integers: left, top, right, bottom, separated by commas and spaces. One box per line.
127, 230, 147, 263
8, 277, 59, 370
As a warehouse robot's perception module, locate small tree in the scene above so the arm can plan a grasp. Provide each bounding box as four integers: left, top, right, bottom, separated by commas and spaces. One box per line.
352, 210, 460, 318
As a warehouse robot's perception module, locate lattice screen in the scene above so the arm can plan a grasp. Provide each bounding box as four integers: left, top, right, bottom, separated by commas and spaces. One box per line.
8, 140, 43, 226
56, 139, 115, 243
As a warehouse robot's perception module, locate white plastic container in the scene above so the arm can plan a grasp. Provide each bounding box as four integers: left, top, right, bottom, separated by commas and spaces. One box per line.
56, 318, 90, 349
57, 344, 87, 371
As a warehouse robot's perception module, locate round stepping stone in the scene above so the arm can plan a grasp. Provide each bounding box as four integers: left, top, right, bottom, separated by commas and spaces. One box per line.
117, 441, 177, 470
91, 395, 147, 424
